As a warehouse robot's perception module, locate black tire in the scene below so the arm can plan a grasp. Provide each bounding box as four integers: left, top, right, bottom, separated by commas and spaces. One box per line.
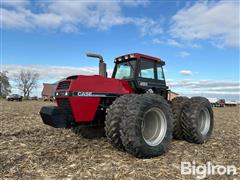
72, 126, 105, 139
171, 96, 189, 139
181, 97, 214, 144
105, 94, 134, 151
120, 94, 173, 158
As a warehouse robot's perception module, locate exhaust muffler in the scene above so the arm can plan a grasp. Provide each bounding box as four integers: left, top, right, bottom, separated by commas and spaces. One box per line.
86, 53, 107, 77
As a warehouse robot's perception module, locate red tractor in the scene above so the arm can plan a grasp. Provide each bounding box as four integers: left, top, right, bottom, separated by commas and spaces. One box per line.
40, 53, 214, 158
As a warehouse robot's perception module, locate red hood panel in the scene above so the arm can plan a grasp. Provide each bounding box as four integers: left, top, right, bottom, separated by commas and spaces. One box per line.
68, 75, 133, 94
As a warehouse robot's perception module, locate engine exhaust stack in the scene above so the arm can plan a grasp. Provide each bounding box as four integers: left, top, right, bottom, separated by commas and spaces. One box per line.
86, 53, 107, 77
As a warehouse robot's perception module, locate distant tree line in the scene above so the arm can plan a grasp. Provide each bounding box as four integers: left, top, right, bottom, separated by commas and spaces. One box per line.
0, 71, 11, 97
14, 70, 39, 99
0, 70, 39, 99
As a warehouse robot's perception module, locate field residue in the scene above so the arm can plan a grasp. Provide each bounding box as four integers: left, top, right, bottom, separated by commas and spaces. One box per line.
0, 100, 239, 179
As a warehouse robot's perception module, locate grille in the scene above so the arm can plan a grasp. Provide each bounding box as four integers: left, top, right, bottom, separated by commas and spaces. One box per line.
57, 81, 71, 90
57, 98, 72, 114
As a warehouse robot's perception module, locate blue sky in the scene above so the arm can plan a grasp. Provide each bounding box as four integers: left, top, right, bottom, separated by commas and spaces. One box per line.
1, 0, 239, 100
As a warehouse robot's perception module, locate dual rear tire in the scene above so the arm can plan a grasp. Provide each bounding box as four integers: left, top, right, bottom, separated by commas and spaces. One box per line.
171, 96, 214, 144
181, 97, 214, 144
171, 96, 189, 139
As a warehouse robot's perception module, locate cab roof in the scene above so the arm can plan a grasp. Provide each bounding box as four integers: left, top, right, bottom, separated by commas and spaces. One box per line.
115, 53, 165, 64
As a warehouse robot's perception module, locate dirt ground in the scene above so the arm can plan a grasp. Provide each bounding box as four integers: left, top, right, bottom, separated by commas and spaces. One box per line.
0, 100, 239, 179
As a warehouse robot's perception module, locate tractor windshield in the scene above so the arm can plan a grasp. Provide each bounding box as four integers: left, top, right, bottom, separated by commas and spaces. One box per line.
114, 60, 136, 79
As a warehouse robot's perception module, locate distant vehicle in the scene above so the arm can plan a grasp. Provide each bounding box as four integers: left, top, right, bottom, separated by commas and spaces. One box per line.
42, 83, 57, 101
207, 98, 218, 106
6, 94, 23, 101
225, 101, 237, 107
216, 99, 225, 107
43, 96, 54, 102
207, 98, 225, 107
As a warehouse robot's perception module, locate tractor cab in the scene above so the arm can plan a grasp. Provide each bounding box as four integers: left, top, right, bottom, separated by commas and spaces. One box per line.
112, 53, 168, 98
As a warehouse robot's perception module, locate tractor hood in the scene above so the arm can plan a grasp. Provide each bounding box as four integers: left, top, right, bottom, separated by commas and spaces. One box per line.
54, 75, 133, 122
55, 75, 133, 96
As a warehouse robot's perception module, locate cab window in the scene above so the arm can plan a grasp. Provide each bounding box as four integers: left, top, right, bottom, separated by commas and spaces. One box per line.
115, 60, 136, 79
139, 60, 155, 79
157, 63, 165, 80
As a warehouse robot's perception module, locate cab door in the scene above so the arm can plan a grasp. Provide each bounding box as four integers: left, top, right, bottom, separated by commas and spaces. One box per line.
136, 59, 167, 97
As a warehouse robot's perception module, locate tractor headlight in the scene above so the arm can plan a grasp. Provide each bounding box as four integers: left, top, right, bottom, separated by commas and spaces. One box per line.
130, 54, 135, 58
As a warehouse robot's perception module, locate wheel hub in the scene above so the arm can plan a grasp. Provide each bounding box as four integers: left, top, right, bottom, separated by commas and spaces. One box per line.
141, 107, 167, 146
198, 107, 211, 135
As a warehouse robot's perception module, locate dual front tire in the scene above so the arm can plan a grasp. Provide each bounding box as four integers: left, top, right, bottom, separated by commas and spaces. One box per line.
106, 94, 173, 158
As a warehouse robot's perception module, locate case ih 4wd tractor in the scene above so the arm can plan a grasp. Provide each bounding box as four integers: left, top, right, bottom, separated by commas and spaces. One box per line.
40, 53, 214, 158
